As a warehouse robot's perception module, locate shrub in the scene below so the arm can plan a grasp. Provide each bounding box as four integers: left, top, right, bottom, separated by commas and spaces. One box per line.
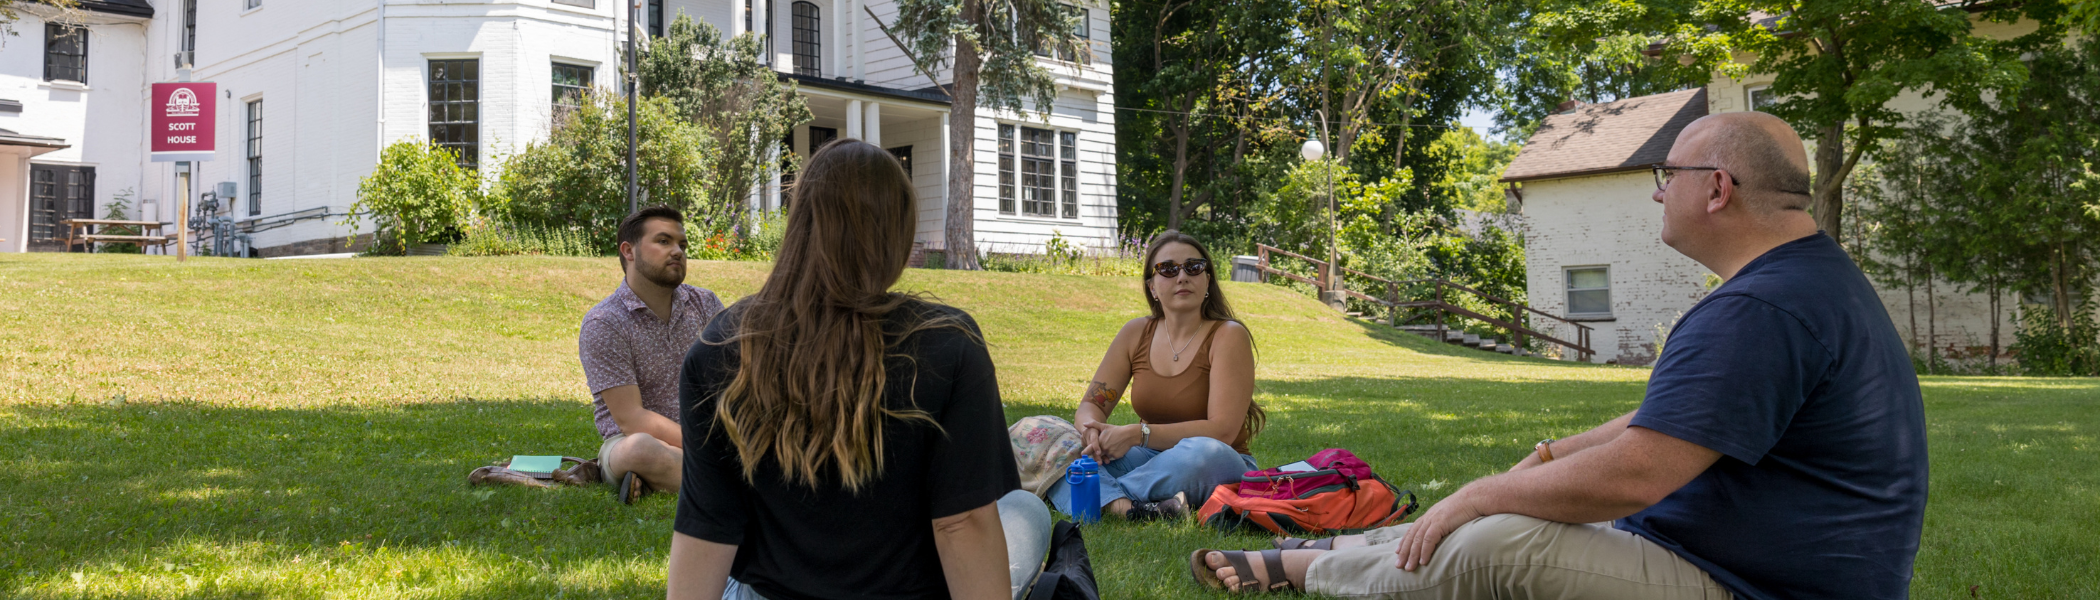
350, 139, 479, 254
493, 91, 711, 250
2013, 306, 2100, 376
98, 189, 142, 254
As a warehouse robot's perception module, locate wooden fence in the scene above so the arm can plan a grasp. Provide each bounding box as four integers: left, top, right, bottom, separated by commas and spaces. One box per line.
1254, 244, 1594, 361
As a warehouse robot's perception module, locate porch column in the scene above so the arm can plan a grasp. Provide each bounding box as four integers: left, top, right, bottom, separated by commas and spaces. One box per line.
863, 102, 881, 146
847, 99, 864, 140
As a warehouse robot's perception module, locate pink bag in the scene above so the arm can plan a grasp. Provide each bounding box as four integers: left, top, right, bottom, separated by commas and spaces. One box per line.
1237, 448, 1378, 500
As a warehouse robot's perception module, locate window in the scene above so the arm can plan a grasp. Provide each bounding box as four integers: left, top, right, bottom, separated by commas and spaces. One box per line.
744, 0, 752, 35
1748, 85, 1778, 111
808, 126, 838, 154
998, 125, 1080, 218
246, 0, 262, 9
43, 23, 87, 83
28, 165, 95, 250
889, 146, 913, 178
1059, 131, 1078, 218
247, 100, 263, 216
792, 1, 821, 76
998, 124, 1016, 214
649, 0, 664, 37
1565, 267, 1612, 318
181, 0, 197, 55
552, 62, 593, 121
428, 59, 480, 169
1033, 5, 1087, 61
1019, 127, 1057, 216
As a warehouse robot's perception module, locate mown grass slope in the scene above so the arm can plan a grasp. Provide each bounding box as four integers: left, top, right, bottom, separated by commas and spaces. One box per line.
2, 253, 2092, 599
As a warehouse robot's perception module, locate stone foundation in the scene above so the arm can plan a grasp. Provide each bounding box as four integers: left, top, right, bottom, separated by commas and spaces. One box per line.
256, 234, 375, 258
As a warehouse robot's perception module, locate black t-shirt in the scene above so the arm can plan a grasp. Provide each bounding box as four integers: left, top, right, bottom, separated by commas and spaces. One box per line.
1618, 233, 1928, 600
674, 300, 1021, 600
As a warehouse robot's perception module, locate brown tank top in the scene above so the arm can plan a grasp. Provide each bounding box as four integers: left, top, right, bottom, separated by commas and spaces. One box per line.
1130, 318, 1250, 454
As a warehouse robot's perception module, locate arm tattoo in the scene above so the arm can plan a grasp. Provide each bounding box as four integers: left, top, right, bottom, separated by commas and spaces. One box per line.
1081, 380, 1124, 414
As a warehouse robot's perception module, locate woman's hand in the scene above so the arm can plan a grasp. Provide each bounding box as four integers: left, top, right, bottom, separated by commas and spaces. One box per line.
1080, 422, 1144, 462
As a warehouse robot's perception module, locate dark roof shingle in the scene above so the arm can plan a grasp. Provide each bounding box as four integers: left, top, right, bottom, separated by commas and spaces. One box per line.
1500, 88, 1707, 183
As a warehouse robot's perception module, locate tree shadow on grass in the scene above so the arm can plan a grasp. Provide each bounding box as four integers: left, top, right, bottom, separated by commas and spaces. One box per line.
2, 397, 680, 599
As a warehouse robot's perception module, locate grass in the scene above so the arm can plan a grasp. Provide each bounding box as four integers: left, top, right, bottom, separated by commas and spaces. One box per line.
2, 253, 2095, 599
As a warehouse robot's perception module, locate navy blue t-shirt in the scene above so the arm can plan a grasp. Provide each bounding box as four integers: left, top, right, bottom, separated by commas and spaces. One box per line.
1618, 233, 1928, 600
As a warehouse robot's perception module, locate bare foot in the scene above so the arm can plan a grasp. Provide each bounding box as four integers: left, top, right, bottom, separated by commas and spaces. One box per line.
1204, 549, 1320, 592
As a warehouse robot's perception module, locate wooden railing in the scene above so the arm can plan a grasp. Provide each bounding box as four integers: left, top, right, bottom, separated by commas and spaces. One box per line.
1254, 244, 1595, 361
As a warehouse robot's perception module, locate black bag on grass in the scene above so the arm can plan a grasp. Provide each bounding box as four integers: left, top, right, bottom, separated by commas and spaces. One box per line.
1026, 520, 1100, 600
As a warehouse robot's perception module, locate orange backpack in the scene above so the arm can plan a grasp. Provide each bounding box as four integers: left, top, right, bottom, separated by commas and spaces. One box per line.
1198, 451, 1419, 536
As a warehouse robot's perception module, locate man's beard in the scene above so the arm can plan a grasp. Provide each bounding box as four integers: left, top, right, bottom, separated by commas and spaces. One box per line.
637, 259, 685, 288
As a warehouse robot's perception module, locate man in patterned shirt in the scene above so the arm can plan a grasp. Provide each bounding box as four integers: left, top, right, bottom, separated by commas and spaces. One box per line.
580, 207, 726, 504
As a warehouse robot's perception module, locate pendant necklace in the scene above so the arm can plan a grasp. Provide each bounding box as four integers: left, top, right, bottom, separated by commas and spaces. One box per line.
1170, 324, 1201, 361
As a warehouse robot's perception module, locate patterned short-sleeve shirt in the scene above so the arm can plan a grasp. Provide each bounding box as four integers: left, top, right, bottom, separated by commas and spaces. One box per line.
580, 282, 726, 439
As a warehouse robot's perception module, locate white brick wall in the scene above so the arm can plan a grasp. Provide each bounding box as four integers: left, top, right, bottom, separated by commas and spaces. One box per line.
1520, 172, 1713, 365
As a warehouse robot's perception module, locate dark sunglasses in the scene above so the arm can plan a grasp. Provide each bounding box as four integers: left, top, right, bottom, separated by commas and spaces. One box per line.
1152, 258, 1210, 278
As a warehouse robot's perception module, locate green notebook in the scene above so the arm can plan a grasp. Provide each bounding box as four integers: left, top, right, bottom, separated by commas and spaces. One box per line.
509, 455, 563, 477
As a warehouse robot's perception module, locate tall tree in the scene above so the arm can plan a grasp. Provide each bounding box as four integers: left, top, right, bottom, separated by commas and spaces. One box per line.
1715, 0, 2061, 245
890, 0, 1087, 270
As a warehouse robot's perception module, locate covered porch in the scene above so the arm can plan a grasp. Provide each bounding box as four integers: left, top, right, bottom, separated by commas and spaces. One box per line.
0, 129, 75, 253
777, 76, 952, 247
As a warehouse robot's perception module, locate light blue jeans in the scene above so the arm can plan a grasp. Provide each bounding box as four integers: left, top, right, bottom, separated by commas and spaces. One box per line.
721, 490, 1053, 600
1047, 436, 1257, 515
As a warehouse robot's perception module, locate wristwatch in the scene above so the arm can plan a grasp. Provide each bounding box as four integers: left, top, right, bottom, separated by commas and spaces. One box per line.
1535, 438, 1558, 462
1140, 422, 1152, 448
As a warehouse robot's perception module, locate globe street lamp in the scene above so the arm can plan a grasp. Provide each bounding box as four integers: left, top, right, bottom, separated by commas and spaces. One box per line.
1300, 137, 1339, 310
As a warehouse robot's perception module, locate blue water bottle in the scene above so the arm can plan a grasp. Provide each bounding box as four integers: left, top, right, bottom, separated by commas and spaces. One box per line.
1067, 456, 1101, 524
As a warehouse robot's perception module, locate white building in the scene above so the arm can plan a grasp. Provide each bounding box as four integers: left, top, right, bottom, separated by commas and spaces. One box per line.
1, 0, 1119, 257
1502, 13, 2092, 365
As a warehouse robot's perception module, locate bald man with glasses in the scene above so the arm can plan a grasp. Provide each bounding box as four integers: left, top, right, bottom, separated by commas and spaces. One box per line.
1190, 112, 1927, 600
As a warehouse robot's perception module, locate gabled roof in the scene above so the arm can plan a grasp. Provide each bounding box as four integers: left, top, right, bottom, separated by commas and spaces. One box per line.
81, 0, 154, 18
1500, 88, 1707, 183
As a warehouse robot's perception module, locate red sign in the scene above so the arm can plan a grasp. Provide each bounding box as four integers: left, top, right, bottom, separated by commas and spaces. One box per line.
151, 82, 216, 162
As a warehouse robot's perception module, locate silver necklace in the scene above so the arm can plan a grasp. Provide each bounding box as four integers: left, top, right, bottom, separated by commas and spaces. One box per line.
1170, 324, 1202, 361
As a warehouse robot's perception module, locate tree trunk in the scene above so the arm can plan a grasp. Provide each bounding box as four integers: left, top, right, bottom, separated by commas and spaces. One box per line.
1927, 264, 1938, 373
1166, 99, 1193, 232
943, 5, 983, 271
1989, 281, 2001, 371
2052, 241, 2072, 330
1906, 253, 1918, 355
1812, 122, 1847, 240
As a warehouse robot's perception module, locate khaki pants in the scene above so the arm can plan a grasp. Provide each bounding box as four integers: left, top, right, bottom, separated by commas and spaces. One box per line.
1303, 514, 1733, 599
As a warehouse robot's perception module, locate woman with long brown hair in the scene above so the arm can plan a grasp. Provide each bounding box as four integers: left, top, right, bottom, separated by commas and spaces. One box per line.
666, 140, 1051, 600
1051, 231, 1264, 520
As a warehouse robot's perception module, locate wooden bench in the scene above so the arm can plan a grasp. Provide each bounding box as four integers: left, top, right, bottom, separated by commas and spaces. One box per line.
63, 219, 177, 254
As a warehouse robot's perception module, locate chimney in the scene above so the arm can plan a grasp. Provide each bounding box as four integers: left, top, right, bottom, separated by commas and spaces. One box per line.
1554, 100, 1584, 114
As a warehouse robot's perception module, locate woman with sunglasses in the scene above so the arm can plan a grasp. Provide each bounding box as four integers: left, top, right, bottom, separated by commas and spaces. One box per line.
1051, 231, 1265, 521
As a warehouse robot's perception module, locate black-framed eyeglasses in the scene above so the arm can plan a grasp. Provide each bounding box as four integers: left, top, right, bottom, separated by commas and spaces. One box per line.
1653, 164, 1738, 191
1152, 258, 1210, 278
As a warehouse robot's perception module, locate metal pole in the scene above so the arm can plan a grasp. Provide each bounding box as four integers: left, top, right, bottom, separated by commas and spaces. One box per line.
626, 0, 640, 214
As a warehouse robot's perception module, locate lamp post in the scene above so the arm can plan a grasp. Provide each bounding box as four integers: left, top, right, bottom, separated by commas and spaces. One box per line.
1301, 132, 1339, 310
626, 0, 641, 214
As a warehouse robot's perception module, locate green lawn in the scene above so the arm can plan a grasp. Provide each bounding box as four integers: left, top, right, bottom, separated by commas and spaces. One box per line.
2, 253, 2094, 599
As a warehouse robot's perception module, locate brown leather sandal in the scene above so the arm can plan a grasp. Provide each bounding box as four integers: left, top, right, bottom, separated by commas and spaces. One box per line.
1188, 548, 1297, 594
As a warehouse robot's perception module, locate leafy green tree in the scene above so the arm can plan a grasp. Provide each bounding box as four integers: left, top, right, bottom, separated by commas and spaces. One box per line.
1, 0, 78, 39
1422, 127, 1520, 213
1497, 0, 1732, 134
350, 140, 481, 254
888, 0, 1087, 270
1713, 0, 2065, 245
638, 15, 811, 226
493, 92, 714, 247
